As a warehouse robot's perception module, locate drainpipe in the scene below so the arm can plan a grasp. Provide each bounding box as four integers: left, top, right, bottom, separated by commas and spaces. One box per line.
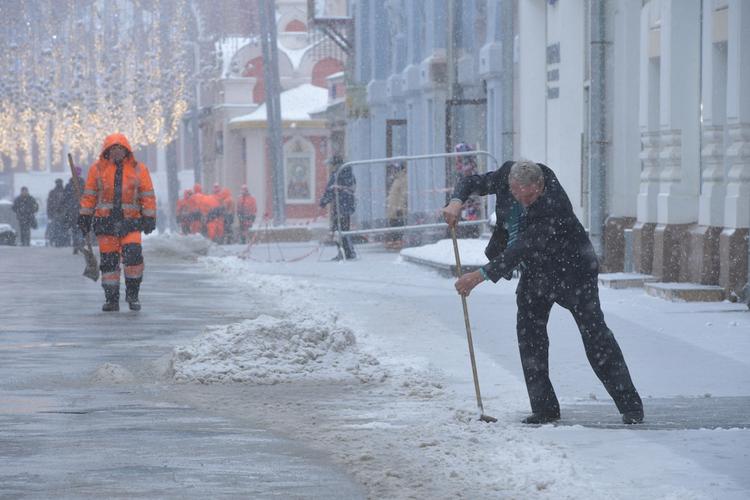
589, 0, 609, 257
500, 0, 514, 161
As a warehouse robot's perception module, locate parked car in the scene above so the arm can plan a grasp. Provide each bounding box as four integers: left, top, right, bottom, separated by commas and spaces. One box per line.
0, 223, 16, 245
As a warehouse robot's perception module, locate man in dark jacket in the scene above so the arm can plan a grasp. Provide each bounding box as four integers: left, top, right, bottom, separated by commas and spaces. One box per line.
444, 160, 643, 425
12, 187, 39, 246
47, 178, 68, 246
64, 168, 85, 253
320, 155, 357, 260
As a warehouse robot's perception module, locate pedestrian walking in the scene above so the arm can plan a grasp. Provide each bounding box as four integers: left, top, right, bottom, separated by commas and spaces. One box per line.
78, 133, 156, 312
47, 178, 68, 246
320, 155, 357, 260
385, 161, 407, 250
64, 167, 85, 253
453, 143, 482, 239
11, 187, 38, 247
443, 159, 644, 425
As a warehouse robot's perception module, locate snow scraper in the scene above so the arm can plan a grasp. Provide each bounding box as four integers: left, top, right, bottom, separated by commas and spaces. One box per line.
68, 154, 99, 282
450, 226, 497, 423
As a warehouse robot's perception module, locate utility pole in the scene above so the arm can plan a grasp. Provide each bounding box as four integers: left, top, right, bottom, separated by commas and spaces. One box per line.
259, 0, 286, 225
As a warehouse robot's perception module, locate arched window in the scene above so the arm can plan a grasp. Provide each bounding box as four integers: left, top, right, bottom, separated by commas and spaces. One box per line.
285, 19, 307, 32
243, 56, 266, 103
311, 58, 344, 88
284, 137, 315, 204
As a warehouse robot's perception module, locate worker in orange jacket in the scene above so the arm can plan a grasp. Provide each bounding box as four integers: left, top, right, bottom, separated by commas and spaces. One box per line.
187, 184, 204, 234
78, 133, 156, 312
219, 187, 235, 244
203, 187, 224, 242
176, 189, 192, 235
236, 184, 257, 244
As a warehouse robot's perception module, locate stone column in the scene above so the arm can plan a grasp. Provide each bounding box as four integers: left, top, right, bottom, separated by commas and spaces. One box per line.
720, 0, 750, 293
367, 80, 388, 224
651, 0, 701, 281
691, 0, 727, 285
634, 131, 659, 274
604, 0, 641, 273
690, 125, 725, 284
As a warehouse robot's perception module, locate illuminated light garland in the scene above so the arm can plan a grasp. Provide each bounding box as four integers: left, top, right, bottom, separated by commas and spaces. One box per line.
0, 0, 193, 172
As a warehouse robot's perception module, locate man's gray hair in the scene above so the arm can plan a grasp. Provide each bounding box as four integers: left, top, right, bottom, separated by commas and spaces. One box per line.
509, 160, 544, 186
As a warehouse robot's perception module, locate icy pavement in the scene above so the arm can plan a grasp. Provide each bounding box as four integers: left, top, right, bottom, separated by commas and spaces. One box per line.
2, 235, 748, 499
0, 244, 363, 499
186, 237, 749, 499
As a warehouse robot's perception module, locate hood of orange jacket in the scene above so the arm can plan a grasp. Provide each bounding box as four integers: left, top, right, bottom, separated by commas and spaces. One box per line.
99, 133, 134, 159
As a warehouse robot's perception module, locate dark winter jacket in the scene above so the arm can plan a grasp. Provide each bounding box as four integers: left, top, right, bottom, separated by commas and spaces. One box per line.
64, 176, 83, 227
12, 193, 39, 224
320, 165, 356, 216
451, 161, 598, 284
47, 185, 66, 220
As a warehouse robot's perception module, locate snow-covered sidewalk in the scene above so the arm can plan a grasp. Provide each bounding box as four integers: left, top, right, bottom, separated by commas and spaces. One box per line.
160, 235, 750, 499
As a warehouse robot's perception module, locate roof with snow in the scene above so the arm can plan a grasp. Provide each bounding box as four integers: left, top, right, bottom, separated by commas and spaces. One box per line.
229, 84, 329, 126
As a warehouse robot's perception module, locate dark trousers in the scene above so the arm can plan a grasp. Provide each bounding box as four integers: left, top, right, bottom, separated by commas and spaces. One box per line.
516, 272, 642, 416
18, 222, 31, 246
332, 213, 356, 259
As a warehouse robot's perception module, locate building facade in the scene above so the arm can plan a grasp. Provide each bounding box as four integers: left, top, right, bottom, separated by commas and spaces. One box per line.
346, 0, 748, 295
185, 0, 347, 222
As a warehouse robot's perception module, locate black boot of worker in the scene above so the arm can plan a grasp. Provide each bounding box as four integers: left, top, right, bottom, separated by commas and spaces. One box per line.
102, 285, 120, 312
125, 278, 141, 311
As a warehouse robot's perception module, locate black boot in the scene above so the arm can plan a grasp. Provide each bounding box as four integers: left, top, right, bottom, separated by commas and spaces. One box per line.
622, 409, 644, 424
102, 285, 120, 312
125, 278, 141, 311
521, 412, 560, 425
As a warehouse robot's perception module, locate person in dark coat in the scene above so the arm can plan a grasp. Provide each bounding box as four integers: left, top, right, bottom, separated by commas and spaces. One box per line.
47, 178, 68, 246
444, 159, 644, 425
12, 187, 39, 247
64, 168, 85, 253
320, 155, 357, 260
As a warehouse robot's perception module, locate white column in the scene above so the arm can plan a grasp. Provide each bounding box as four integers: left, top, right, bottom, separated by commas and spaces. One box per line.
655, 0, 701, 225
698, 0, 727, 228
610, 0, 641, 218
637, 2, 659, 224
723, 0, 750, 229
367, 80, 388, 221
517, 0, 547, 162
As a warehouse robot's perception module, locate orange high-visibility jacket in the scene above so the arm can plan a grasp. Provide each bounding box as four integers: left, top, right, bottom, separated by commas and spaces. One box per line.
80, 134, 156, 236
237, 194, 257, 218
219, 188, 234, 215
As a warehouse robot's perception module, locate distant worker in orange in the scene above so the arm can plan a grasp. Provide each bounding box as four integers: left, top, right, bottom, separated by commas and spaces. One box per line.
176, 189, 192, 235
203, 185, 224, 243
187, 184, 204, 234
237, 185, 257, 244
78, 133, 156, 312
219, 187, 235, 244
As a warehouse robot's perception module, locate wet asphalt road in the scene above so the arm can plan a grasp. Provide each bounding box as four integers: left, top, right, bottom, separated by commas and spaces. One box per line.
0, 245, 363, 499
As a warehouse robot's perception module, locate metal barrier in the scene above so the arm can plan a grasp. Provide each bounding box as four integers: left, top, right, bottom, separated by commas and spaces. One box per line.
331, 150, 502, 260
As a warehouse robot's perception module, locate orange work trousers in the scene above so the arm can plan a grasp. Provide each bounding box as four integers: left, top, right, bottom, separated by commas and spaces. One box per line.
97, 232, 144, 287
206, 218, 224, 242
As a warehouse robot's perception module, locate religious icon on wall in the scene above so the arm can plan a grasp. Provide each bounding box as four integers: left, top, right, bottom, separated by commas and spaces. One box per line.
286, 157, 312, 202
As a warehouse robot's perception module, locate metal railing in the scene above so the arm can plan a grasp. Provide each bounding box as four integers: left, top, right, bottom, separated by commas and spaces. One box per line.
331, 150, 501, 260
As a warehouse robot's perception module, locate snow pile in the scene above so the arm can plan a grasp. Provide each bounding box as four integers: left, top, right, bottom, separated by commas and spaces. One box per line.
142, 233, 212, 259
170, 257, 388, 385
171, 312, 384, 384
91, 362, 135, 384
401, 238, 489, 267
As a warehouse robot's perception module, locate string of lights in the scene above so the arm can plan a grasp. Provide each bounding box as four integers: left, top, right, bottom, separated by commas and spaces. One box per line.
0, 0, 192, 171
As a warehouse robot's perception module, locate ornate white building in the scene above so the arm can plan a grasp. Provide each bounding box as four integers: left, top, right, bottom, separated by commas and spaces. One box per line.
346, 0, 748, 296
184, 0, 346, 221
